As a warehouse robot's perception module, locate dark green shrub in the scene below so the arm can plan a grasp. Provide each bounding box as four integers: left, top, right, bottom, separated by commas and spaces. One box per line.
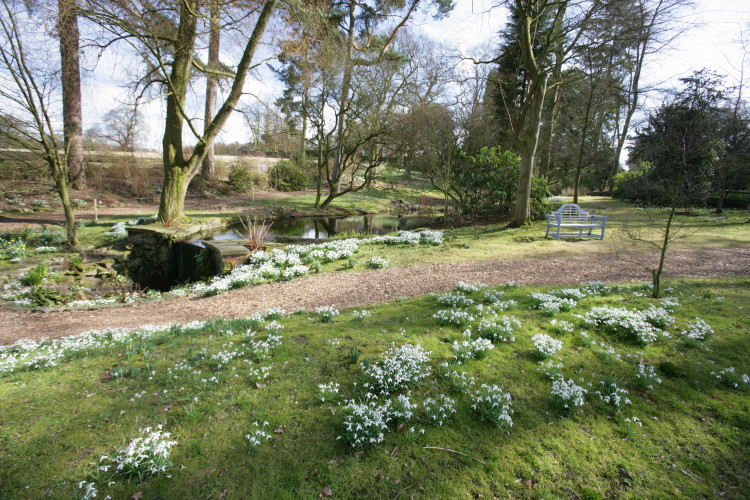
531, 176, 552, 219
268, 160, 308, 191
453, 147, 552, 219
228, 166, 254, 193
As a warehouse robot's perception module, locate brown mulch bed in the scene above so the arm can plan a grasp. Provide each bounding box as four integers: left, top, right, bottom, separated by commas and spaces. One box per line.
2, 247, 749, 345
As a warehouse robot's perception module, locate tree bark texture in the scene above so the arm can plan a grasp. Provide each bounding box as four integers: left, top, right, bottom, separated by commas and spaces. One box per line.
201, 0, 220, 180
511, 73, 548, 227
58, 0, 85, 189
158, 0, 277, 223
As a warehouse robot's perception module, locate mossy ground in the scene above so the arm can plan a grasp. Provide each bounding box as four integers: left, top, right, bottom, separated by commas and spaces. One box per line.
1, 278, 748, 499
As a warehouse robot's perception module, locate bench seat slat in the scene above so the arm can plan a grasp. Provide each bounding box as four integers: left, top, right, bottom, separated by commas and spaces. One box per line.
544, 203, 608, 240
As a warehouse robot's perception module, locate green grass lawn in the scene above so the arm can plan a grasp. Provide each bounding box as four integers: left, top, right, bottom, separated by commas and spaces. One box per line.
1, 278, 748, 499
325, 197, 750, 271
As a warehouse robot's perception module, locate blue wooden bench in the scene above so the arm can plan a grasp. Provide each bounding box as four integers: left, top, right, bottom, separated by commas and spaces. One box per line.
545, 203, 608, 240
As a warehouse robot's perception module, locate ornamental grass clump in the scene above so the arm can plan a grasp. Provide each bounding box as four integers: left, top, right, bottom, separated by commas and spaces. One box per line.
471, 384, 513, 430
421, 394, 456, 426
432, 309, 475, 328
361, 344, 431, 395
476, 315, 520, 343
437, 292, 475, 307
550, 374, 587, 410
531, 333, 563, 358
451, 336, 494, 363
339, 399, 390, 449
315, 305, 340, 323
104, 426, 177, 481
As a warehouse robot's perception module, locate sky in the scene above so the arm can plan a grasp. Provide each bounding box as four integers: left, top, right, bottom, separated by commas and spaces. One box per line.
79, 0, 750, 152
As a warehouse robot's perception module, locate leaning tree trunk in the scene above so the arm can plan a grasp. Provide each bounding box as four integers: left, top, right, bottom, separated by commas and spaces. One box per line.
54, 168, 78, 247
58, 0, 85, 190
652, 205, 675, 299
511, 75, 548, 227
330, 4, 356, 194
201, 0, 220, 181
157, 0, 277, 224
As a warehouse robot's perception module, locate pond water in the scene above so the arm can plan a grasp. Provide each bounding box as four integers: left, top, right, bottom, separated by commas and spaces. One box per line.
210, 214, 440, 241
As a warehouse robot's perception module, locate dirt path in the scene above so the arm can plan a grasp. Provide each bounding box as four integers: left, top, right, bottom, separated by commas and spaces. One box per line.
2, 247, 749, 345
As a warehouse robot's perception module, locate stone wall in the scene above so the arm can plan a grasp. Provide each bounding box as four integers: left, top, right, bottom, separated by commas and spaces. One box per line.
126, 219, 232, 290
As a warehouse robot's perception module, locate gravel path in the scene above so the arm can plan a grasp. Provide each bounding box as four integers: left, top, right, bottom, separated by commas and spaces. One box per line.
2, 247, 749, 345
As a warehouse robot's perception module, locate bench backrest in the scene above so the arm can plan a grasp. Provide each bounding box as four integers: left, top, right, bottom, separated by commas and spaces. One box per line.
557, 203, 588, 223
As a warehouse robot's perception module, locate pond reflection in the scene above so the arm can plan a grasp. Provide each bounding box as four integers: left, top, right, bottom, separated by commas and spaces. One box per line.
212, 214, 440, 241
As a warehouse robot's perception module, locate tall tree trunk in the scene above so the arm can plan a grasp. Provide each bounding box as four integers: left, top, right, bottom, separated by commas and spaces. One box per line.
511, 74, 548, 227
607, 0, 664, 194
652, 204, 675, 299
330, 2, 356, 195
299, 83, 308, 168
542, 50, 565, 177
573, 86, 595, 204
158, 0, 277, 224
201, 0, 220, 180
55, 170, 78, 247
58, 0, 85, 190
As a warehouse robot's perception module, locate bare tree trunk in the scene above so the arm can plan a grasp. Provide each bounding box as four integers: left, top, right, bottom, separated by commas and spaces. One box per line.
201, 0, 220, 180
607, 0, 667, 194
542, 51, 565, 177
158, 0, 277, 223
511, 75, 548, 227
299, 83, 308, 168
652, 205, 675, 298
573, 85, 595, 204
330, 3, 356, 195
58, 0, 85, 190
56, 172, 79, 246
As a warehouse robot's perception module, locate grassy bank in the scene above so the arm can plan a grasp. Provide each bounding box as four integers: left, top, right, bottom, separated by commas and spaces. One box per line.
1, 278, 748, 498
